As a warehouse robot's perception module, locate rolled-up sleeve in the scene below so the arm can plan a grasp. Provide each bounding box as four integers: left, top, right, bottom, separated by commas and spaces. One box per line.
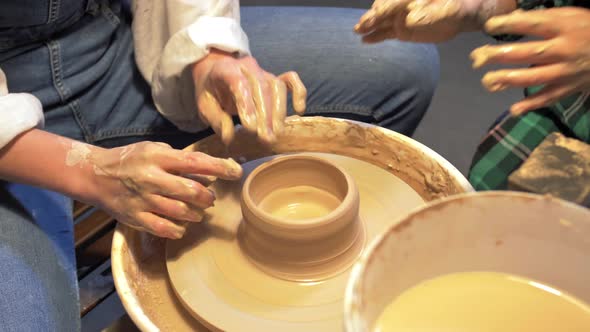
132, 0, 250, 133
0, 68, 44, 149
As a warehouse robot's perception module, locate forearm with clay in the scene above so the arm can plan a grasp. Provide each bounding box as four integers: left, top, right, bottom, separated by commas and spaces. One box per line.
0, 129, 100, 203
0, 127, 244, 239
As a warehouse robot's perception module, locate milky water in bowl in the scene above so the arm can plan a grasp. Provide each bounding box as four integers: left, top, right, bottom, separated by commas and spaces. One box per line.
259, 185, 341, 221
374, 271, 590, 332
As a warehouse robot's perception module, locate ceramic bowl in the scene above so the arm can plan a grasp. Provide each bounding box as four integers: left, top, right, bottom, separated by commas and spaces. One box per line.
344, 192, 590, 332
239, 154, 364, 282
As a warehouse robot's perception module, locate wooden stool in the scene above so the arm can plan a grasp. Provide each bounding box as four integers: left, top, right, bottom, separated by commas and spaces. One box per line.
73, 201, 117, 316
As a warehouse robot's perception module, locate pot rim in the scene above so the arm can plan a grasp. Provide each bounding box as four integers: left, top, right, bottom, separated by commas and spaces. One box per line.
241, 154, 357, 230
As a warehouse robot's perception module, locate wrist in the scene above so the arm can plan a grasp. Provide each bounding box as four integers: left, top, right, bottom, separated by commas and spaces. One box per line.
193, 48, 238, 72
63, 144, 107, 207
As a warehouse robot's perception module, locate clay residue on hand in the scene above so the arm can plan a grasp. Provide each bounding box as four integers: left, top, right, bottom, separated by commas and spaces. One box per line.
92, 164, 108, 176
484, 9, 560, 35
119, 145, 135, 160
481, 71, 509, 92
65, 141, 91, 168
241, 65, 274, 144
223, 158, 243, 179
470, 44, 501, 69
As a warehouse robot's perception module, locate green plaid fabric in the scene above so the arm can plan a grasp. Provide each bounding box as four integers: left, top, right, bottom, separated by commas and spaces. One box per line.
468, 92, 590, 190
468, 1, 590, 190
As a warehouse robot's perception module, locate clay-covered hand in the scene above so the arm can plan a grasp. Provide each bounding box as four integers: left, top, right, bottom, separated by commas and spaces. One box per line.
89, 141, 243, 239
192, 49, 307, 145
354, 0, 506, 43
471, 8, 590, 115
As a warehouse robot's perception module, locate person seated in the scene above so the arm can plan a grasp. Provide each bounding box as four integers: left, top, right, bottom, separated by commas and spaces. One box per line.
0, 0, 439, 330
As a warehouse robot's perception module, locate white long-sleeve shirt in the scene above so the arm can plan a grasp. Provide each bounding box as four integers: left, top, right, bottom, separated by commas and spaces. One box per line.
0, 0, 250, 149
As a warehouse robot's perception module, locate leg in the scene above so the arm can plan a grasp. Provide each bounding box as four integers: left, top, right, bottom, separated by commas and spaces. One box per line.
0, 184, 79, 332
241, 6, 440, 136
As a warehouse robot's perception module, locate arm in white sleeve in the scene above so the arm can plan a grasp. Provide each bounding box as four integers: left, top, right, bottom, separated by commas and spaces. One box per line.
131, 0, 250, 133
0, 68, 44, 149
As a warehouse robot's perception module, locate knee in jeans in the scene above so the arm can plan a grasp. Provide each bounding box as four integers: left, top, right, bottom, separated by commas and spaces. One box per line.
367, 43, 440, 133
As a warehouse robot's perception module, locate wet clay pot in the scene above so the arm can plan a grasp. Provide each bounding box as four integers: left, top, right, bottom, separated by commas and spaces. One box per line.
239, 155, 364, 282
344, 192, 590, 332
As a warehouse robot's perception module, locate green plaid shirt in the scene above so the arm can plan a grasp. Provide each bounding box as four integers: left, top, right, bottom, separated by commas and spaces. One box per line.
468, 0, 590, 190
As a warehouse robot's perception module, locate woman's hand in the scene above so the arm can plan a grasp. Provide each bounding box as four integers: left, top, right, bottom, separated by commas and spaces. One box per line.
0, 128, 241, 240
354, 0, 513, 43
89, 141, 243, 239
471, 8, 590, 115
192, 49, 307, 145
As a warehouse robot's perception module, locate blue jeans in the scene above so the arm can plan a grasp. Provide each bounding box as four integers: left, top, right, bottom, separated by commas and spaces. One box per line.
0, 2, 439, 331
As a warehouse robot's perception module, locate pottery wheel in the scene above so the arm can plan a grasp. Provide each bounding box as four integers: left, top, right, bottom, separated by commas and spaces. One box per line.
166, 152, 424, 331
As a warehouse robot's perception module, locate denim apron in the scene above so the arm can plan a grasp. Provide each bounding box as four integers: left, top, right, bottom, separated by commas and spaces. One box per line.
0, 0, 87, 50
0, 0, 198, 148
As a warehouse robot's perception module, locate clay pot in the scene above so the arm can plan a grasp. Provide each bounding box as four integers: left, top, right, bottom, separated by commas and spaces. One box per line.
344, 192, 590, 332
239, 155, 364, 281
